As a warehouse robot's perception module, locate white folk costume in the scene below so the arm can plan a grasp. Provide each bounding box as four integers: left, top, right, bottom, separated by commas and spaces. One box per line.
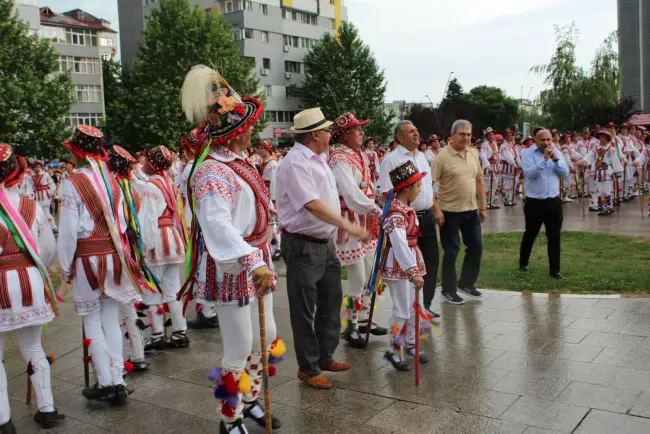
621, 130, 640, 199
499, 134, 518, 206
139, 146, 188, 350
479, 129, 501, 209
19, 171, 34, 199
58, 125, 142, 403
580, 131, 624, 216
364, 139, 381, 193
0, 145, 62, 430
31, 163, 57, 231
180, 65, 285, 434
634, 148, 650, 215
380, 161, 428, 371
328, 112, 385, 347
257, 140, 281, 259
560, 140, 579, 202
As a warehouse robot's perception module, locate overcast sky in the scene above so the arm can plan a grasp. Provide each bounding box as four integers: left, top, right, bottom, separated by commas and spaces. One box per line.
37, 0, 618, 104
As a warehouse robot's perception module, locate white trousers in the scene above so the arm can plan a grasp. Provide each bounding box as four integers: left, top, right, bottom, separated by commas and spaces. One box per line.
386, 280, 423, 351
216, 293, 277, 422
145, 264, 187, 333
120, 303, 144, 362
484, 173, 501, 206
82, 297, 125, 387
0, 326, 54, 424
346, 253, 374, 326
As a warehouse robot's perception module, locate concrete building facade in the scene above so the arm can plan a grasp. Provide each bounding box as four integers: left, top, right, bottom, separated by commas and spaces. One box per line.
118, 0, 347, 140
618, 0, 650, 112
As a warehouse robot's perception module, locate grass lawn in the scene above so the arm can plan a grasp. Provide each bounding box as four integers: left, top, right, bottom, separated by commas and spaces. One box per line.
459, 231, 650, 294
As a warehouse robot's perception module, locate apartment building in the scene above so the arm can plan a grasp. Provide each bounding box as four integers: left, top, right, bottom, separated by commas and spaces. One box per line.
12, 0, 40, 33
37, 7, 118, 127
618, 0, 650, 112
118, 0, 347, 140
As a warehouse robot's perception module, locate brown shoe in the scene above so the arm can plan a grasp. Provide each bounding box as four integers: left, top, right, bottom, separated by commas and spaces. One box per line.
319, 361, 351, 372
297, 370, 333, 389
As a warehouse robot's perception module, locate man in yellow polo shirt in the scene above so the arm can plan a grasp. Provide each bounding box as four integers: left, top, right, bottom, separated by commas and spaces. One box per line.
431, 119, 488, 305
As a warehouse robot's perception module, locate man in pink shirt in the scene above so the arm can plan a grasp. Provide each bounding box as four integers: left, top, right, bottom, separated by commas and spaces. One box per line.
276, 108, 370, 389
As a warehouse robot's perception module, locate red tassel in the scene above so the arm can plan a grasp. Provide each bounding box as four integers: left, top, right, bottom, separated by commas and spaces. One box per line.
156, 306, 165, 316
354, 298, 363, 312
124, 361, 134, 373
134, 302, 148, 311
223, 372, 238, 395
221, 402, 235, 418
82, 338, 92, 348
163, 304, 170, 313
268, 366, 277, 377
55, 293, 65, 303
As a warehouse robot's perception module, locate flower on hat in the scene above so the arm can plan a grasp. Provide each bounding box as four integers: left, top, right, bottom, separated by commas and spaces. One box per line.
218, 95, 238, 114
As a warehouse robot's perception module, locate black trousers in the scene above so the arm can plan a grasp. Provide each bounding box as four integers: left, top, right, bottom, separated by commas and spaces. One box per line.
519, 197, 563, 275
417, 210, 439, 310
439, 210, 483, 295
281, 234, 343, 377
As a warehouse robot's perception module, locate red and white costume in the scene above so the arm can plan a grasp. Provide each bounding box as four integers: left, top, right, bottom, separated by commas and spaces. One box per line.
499, 140, 518, 205
479, 138, 500, 207
31, 170, 56, 230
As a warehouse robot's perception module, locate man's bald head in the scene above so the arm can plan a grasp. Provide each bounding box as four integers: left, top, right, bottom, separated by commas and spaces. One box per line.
535, 129, 552, 150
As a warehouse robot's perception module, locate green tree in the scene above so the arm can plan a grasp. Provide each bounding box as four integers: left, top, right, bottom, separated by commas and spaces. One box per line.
102, 59, 132, 145
463, 86, 519, 133
292, 22, 394, 143
106, 0, 264, 151
0, 0, 74, 159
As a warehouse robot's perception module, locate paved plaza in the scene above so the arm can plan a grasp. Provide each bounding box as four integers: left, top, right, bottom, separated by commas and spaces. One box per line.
6, 201, 650, 434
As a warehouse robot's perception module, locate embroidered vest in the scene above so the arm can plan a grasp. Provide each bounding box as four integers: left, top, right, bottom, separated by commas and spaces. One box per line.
149, 178, 183, 258
68, 173, 122, 291
33, 174, 49, 202
0, 197, 37, 309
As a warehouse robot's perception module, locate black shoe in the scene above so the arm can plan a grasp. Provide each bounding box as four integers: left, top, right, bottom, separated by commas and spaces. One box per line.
551, 273, 568, 281
82, 383, 116, 401
458, 285, 483, 299
405, 346, 429, 364
34, 409, 65, 429
272, 251, 281, 261
0, 420, 16, 434
128, 359, 150, 372
358, 322, 388, 336
343, 331, 366, 349
442, 292, 465, 305
589, 207, 600, 212
424, 307, 441, 320
243, 399, 282, 429
187, 311, 219, 329
491, 205, 501, 209
167, 331, 190, 349
220, 419, 247, 434
110, 384, 128, 406
384, 351, 410, 372
519, 265, 529, 273
598, 209, 614, 216
143, 336, 166, 352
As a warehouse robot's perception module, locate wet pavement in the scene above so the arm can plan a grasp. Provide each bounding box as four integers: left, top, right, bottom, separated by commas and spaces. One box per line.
5, 284, 650, 433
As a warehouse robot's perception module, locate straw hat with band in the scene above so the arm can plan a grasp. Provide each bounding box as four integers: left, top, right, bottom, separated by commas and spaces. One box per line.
483, 127, 497, 137
330, 112, 370, 144
287, 108, 333, 134
62, 125, 107, 160
181, 65, 264, 146
0, 144, 29, 188
389, 160, 427, 192
107, 145, 135, 177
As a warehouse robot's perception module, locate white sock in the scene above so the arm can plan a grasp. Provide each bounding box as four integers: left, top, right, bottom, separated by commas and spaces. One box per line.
200, 303, 216, 319
390, 352, 403, 363
245, 402, 265, 419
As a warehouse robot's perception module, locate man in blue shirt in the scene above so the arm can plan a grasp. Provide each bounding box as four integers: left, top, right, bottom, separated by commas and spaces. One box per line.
518, 128, 570, 280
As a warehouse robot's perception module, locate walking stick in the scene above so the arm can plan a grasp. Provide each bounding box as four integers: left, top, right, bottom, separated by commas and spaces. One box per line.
82, 325, 90, 387
511, 169, 517, 205
641, 170, 645, 220
580, 169, 586, 218
258, 294, 272, 434
364, 288, 378, 352
488, 171, 494, 209
414, 288, 420, 387
26, 375, 32, 405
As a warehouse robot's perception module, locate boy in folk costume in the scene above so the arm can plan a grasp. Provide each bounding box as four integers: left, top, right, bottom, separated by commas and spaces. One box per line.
57, 125, 142, 403
380, 160, 427, 371
257, 140, 281, 260
578, 130, 624, 216
106, 145, 150, 372
479, 127, 501, 209
139, 146, 189, 350
560, 134, 578, 203
499, 129, 519, 206
328, 112, 387, 348
0, 145, 63, 431
30, 160, 57, 231
181, 65, 285, 434
620, 123, 641, 201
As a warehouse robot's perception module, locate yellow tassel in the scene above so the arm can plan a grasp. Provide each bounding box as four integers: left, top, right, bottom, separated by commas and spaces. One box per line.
238, 371, 251, 393
270, 338, 286, 358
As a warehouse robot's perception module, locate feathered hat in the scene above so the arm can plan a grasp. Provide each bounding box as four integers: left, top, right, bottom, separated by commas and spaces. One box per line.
0, 144, 29, 188
181, 65, 263, 146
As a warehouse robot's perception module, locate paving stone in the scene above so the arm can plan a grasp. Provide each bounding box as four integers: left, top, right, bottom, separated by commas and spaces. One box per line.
365, 401, 458, 432
490, 371, 571, 400
574, 409, 650, 434
305, 388, 394, 424
569, 318, 629, 333
592, 347, 650, 371
580, 331, 646, 350
630, 392, 650, 418
440, 412, 528, 434
500, 396, 589, 432
556, 381, 641, 413
441, 385, 520, 418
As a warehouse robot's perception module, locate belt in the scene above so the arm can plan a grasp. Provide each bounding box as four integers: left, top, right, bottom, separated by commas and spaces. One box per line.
416, 209, 432, 217
281, 230, 329, 245
525, 196, 560, 201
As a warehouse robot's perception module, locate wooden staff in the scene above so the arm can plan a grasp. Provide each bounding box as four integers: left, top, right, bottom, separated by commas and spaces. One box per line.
641, 170, 645, 220
83, 325, 90, 387
414, 288, 420, 387
258, 294, 272, 434
26, 374, 32, 405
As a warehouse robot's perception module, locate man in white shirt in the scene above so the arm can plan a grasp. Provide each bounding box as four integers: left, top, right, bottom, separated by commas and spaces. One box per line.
380, 120, 440, 319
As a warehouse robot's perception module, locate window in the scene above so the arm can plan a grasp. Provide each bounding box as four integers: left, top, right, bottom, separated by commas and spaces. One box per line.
286, 87, 300, 99
282, 9, 317, 25
266, 111, 277, 123
330, 19, 335, 29
285, 61, 301, 73
265, 85, 272, 97
262, 58, 271, 69
300, 37, 315, 49
330, 0, 335, 3
272, 111, 297, 123
232, 28, 242, 40
38, 26, 65, 43
75, 85, 102, 103
101, 52, 112, 61
67, 113, 103, 127
283, 35, 299, 47
244, 28, 254, 39
225, 1, 233, 13
244, 1, 253, 11
100, 37, 114, 47
65, 28, 97, 47
59, 56, 100, 74
233, 0, 242, 11
145, 0, 156, 4
260, 4, 268, 15
261, 31, 269, 42
242, 56, 255, 66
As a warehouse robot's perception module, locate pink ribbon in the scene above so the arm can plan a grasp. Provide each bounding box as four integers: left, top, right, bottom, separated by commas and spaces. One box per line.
0, 189, 39, 255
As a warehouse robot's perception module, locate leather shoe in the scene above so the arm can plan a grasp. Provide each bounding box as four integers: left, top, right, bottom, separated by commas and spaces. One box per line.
319, 361, 351, 372
551, 272, 568, 280
519, 265, 528, 273
297, 370, 332, 389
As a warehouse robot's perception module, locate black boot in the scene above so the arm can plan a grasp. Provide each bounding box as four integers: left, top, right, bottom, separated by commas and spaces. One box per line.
0, 420, 16, 434
110, 384, 129, 406
187, 311, 219, 329
220, 419, 248, 434
34, 408, 65, 429
166, 330, 190, 349
358, 321, 388, 336
82, 383, 116, 401
384, 351, 410, 372
143, 335, 166, 352
243, 400, 282, 429
342, 330, 365, 349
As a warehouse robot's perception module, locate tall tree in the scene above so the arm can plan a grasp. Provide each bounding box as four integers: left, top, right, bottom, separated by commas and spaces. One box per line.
292, 22, 394, 143
405, 103, 437, 138
463, 86, 520, 133
105, 0, 264, 150
0, 0, 74, 159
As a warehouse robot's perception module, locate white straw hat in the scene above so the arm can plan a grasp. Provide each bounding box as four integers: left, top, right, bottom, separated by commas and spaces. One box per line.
288, 107, 334, 133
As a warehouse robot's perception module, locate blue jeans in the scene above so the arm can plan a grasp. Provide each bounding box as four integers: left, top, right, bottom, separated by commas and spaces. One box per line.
439, 210, 483, 295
